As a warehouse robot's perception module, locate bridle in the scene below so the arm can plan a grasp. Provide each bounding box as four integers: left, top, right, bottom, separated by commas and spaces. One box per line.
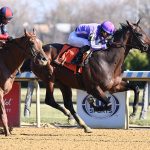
111, 25, 149, 52
128, 28, 149, 52
10, 36, 40, 61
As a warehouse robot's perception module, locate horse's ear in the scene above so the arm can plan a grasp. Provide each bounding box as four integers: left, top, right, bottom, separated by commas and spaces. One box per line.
136, 18, 141, 25
33, 28, 36, 35
24, 28, 27, 36
126, 20, 134, 29
126, 20, 131, 26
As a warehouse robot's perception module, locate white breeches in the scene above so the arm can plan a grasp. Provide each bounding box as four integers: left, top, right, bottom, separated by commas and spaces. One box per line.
67, 31, 90, 47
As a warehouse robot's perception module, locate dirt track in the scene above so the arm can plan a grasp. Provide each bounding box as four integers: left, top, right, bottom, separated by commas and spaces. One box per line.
0, 126, 150, 150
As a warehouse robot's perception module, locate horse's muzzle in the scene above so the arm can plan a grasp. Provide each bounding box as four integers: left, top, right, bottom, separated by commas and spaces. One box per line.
140, 44, 149, 52
148, 45, 150, 52
34, 53, 48, 66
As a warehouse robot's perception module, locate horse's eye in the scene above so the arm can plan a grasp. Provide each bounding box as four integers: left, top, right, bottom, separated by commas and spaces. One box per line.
30, 41, 34, 46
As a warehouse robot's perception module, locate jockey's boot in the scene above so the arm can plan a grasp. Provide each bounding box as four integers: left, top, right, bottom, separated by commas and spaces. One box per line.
71, 45, 90, 65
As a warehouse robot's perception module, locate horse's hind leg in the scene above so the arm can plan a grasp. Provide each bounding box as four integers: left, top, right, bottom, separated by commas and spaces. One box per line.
125, 83, 139, 119
87, 86, 112, 111
110, 80, 140, 119
45, 82, 72, 120
0, 91, 10, 136
58, 83, 92, 133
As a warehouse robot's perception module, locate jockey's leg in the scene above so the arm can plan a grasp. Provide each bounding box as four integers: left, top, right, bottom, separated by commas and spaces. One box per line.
68, 31, 90, 47
68, 31, 90, 65
71, 45, 90, 65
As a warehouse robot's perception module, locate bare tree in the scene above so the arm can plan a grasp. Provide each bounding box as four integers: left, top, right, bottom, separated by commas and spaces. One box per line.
0, 0, 36, 36
0, 0, 149, 42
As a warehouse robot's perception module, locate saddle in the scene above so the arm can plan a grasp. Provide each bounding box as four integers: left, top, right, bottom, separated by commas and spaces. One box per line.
53, 44, 89, 74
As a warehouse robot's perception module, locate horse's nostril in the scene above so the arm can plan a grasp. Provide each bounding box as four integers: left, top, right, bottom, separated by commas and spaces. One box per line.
143, 45, 148, 51
40, 56, 48, 63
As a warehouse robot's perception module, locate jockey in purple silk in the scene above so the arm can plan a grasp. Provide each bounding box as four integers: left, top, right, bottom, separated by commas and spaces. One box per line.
68, 21, 115, 65
0, 6, 13, 42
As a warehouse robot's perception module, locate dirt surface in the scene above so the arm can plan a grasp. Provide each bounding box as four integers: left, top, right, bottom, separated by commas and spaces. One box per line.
0, 126, 150, 150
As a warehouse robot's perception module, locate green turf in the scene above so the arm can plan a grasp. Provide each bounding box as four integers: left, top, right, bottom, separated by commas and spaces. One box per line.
20, 88, 150, 126
21, 88, 77, 103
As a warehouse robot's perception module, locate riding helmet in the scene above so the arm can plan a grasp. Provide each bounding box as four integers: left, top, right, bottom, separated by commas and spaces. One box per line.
101, 21, 115, 35
0, 6, 13, 20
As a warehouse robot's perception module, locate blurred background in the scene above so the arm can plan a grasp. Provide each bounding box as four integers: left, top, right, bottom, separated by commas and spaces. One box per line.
1, 0, 150, 125
1, 0, 150, 71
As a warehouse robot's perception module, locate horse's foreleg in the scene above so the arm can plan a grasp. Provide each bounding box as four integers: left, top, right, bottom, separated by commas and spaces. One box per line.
130, 85, 140, 119
45, 82, 72, 120
59, 83, 92, 133
110, 80, 140, 119
0, 92, 10, 136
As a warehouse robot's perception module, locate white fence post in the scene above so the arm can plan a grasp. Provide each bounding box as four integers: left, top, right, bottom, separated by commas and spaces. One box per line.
139, 82, 150, 120
34, 80, 41, 127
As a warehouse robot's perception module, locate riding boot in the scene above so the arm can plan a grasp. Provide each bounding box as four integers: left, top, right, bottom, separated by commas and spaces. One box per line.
71, 45, 90, 65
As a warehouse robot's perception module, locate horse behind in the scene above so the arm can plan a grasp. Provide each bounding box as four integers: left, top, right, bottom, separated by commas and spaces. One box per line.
0, 30, 48, 136
31, 20, 150, 133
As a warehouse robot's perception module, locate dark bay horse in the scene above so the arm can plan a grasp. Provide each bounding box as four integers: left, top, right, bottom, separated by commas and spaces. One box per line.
0, 30, 48, 136
31, 20, 150, 133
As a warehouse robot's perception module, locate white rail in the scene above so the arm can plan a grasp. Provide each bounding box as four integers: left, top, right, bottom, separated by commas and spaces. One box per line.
16, 71, 150, 127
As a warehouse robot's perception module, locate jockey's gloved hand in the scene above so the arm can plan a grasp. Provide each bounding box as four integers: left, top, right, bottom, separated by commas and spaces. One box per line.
106, 40, 113, 48
106, 42, 111, 47
7, 36, 13, 42
88, 33, 94, 41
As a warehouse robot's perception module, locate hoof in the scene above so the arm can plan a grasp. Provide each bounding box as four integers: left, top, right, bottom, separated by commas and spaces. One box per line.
105, 103, 112, 111
88, 97, 94, 104
9, 127, 13, 134
5, 133, 11, 136
68, 118, 76, 125
84, 127, 92, 133
129, 113, 136, 120
0, 128, 11, 136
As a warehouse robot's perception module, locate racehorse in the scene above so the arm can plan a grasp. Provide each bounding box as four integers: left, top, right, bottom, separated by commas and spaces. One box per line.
30, 20, 150, 133
0, 29, 48, 136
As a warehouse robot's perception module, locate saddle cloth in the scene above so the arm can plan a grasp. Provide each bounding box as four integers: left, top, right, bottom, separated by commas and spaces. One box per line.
54, 44, 83, 74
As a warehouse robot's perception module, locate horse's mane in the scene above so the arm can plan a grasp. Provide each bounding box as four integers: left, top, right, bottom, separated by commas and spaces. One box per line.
114, 23, 130, 40
1, 36, 25, 50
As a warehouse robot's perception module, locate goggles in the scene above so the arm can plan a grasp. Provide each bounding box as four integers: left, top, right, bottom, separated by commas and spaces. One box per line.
101, 28, 111, 36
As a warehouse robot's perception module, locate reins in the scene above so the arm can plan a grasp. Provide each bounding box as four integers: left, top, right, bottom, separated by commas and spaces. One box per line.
111, 28, 148, 52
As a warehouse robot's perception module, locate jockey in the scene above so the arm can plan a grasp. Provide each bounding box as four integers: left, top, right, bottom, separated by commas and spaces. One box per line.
68, 21, 115, 65
0, 6, 13, 43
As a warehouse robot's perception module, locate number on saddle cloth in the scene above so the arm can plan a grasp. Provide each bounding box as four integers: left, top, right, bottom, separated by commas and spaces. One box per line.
55, 44, 79, 65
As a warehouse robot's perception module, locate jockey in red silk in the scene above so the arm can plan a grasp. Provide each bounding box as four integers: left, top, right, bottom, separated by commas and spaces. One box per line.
0, 6, 13, 41
68, 21, 115, 64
